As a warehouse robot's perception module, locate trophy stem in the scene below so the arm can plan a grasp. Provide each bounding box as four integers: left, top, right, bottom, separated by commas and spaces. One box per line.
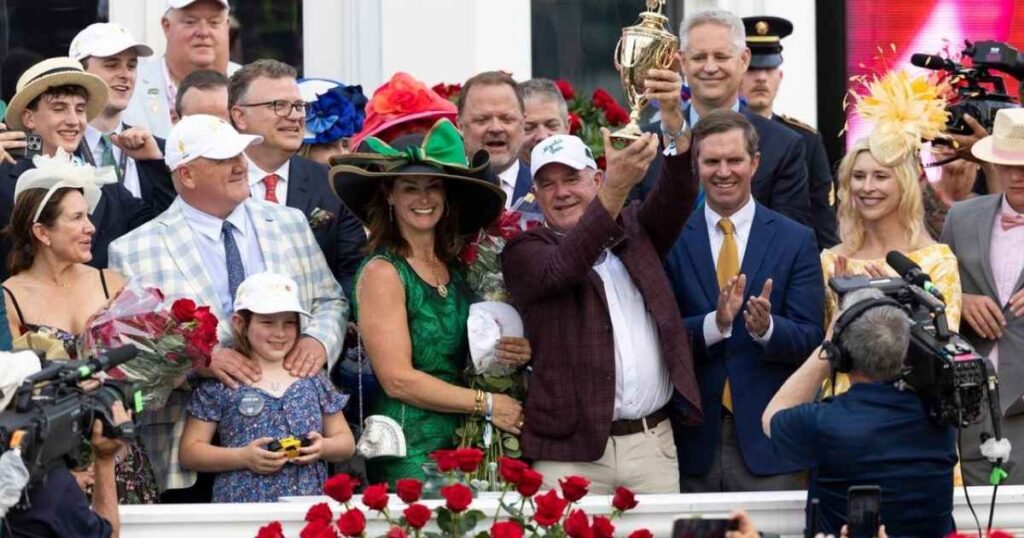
610, 107, 645, 143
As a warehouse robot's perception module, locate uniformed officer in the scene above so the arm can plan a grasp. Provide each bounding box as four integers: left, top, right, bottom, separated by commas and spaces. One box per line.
740, 16, 839, 249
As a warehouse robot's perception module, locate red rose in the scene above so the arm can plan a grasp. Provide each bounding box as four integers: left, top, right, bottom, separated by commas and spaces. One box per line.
989, 532, 1016, 538
592, 89, 615, 110
323, 473, 359, 503
490, 521, 524, 538
336, 508, 366, 537
533, 489, 569, 527
556, 79, 576, 100
305, 502, 333, 523
604, 102, 630, 126
430, 449, 458, 472
395, 478, 422, 504
459, 240, 480, 266
516, 468, 544, 496
440, 483, 473, 513
403, 503, 432, 529
628, 530, 653, 538
499, 457, 529, 484
256, 521, 284, 538
299, 520, 336, 538
361, 483, 390, 511
612, 487, 638, 512
564, 509, 593, 538
386, 529, 407, 538
170, 298, 197, 322
559, 475, 590, 502
454, 447, 484, 473
596, 156, 607, 170
569, 112, 583, 134
432, 82, 450, 99
592, 516, 615, 538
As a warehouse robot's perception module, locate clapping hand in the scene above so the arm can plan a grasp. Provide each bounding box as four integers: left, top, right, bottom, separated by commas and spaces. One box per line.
744, 279, 773, 338
716, 274, 747, 334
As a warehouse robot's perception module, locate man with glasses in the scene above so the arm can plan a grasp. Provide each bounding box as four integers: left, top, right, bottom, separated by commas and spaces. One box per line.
228, 59, 366, 297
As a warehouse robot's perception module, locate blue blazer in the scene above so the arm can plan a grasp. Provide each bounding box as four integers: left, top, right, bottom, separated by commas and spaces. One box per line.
510, 159, 540, 215
666, 202, 825, 476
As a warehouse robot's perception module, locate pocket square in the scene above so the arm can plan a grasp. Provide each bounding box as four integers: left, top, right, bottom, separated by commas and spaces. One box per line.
309, 207, 335, 229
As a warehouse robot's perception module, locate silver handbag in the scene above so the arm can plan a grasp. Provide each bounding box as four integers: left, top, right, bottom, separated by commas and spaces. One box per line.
353, 333, 407, 459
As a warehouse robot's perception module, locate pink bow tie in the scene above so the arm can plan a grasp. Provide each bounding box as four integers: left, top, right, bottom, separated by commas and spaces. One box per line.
1002, 212, 1024, 230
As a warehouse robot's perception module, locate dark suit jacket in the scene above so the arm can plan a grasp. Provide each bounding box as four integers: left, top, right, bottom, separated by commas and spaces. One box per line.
78, 129, 177, 215
632, 106, 812, 228
0, 156, 155, 278
666, 203, 824, 476
772, 113, 839, 249
286, 155, 367, 298
502, 152, 703, 462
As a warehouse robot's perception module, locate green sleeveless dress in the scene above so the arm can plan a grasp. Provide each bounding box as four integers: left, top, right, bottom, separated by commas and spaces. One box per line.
353, 250, 471, 485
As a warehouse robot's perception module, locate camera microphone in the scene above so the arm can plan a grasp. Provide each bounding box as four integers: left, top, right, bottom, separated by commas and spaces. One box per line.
76, 345, 139, 379
885, 251, 946, 302
910, 53, 956, 71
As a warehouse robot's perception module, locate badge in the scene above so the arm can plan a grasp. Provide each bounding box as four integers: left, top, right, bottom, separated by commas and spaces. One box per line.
239, 391, 264, 417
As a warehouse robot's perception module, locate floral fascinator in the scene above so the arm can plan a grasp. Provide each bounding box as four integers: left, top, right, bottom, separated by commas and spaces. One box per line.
14, 148, 116, 222
298, 78, 368, 145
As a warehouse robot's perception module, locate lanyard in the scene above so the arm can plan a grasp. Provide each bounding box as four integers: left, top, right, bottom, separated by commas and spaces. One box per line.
80, 133, 129, 183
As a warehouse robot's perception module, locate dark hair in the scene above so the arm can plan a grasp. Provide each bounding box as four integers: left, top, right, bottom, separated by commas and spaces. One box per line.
457, 71, 524, 117
3, 187, 81, 275
227, 59, 298, 113
26, 84, 91, 111
690, 109, 759, 160
364, 178, 463, 263
176, 69, 229, 118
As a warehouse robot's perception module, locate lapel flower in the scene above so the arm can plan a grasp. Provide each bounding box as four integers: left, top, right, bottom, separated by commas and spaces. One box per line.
309, 207, 336, 229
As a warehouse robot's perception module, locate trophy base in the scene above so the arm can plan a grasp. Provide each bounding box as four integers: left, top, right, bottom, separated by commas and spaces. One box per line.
609, 122, 645, 144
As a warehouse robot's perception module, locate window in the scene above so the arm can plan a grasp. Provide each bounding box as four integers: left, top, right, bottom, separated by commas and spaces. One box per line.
229, 1, 302, 76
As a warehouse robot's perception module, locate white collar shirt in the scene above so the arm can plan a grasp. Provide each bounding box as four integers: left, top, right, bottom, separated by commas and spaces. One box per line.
247, 156, 290, 205
497, 160, 520, 210
84, 123, 142, 199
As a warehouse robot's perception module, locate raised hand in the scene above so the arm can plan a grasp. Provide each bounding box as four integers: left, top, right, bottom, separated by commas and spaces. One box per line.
716, 274, 747, 334
744, 278, 773, 337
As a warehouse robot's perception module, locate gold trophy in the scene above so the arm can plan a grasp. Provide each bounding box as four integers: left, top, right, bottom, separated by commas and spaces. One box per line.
611, 0, 678, 141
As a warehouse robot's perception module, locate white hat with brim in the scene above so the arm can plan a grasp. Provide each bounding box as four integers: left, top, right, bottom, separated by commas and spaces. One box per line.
3, 57, 109, 131
233, 272, 311, 318
530, 134, 598, 177
14, 148, 117, 222
971, 108, 1024, 166
0, 351, 42, 411
164, 114, 263, 170
166, 0, 229, 11
69, 23, 154, 62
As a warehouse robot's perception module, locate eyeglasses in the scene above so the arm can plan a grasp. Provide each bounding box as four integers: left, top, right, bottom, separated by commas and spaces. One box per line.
236, 99, 308, 118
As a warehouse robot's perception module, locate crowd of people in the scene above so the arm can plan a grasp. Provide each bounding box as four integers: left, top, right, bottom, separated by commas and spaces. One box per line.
2, 1, 1024, 537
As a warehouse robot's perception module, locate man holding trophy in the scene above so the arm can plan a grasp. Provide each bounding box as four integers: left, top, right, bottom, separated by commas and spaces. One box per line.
502, 0, 702, 494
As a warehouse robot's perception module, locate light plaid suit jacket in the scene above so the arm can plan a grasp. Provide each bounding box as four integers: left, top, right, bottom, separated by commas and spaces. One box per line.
108, 197, 348, 490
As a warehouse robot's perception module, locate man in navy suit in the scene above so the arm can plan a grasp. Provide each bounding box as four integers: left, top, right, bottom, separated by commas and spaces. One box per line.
633, 9, 811, 230
458, 71, 536, 213
228, 59, 366, 296
666, 109, 824, 492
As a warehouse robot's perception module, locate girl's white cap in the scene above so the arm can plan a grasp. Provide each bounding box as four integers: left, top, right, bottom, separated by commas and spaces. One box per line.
233, 272, 311, 318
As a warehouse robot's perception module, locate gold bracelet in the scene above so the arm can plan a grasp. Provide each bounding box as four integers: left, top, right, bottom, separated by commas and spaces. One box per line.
472, 388, 485, 417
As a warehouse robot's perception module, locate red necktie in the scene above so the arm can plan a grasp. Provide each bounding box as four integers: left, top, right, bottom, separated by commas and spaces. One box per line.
1001, 212, 1024, 230
263, 174, 280, 203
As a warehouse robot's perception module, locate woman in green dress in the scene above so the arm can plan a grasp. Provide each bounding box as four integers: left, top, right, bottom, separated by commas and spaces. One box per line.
330, 119, 528, 484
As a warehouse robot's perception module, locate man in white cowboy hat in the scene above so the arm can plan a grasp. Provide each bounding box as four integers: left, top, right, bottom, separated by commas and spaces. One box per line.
70, 22, 177, 215
941, 107, 1024, 486
0, 57, 155, 277
108, 114, 346, 500
124, 0, 240, 139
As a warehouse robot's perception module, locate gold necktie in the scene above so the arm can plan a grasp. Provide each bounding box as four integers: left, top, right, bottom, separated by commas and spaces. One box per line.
717, 218, 739, 412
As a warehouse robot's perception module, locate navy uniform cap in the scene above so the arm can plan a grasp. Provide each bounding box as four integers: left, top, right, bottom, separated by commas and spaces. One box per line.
743, 16, 793, 69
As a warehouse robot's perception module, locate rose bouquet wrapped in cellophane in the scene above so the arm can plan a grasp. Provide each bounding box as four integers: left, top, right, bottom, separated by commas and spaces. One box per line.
78, 283, 218, 410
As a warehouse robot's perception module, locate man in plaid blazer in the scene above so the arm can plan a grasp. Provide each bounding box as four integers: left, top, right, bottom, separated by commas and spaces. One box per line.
108, 114, 347, 499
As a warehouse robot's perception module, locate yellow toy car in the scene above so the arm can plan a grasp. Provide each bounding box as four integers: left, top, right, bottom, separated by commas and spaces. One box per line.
266, 436, 312, 459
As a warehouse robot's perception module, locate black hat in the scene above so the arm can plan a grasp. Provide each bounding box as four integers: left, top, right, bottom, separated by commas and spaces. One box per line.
743, 16, 793, 69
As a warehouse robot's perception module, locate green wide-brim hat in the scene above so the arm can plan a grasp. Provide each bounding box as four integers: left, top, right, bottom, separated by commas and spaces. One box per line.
329, 118, 506, 235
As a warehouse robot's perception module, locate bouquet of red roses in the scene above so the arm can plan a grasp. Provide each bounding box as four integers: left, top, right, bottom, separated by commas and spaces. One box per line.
78, 283, 218, 410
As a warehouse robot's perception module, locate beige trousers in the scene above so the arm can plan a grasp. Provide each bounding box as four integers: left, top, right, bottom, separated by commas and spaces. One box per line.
533, 419, 680, 494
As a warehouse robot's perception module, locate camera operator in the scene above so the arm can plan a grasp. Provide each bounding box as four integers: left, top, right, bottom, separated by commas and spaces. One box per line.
762, 288, 957, 537
5, 400, 130, 538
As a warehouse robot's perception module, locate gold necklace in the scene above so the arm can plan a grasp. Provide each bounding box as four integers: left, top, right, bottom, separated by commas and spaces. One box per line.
426, 257, 448, 298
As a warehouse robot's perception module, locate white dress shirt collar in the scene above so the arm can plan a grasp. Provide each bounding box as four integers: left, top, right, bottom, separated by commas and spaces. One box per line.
704, 195, 756, 240
247, 156, 290, 186
178, 199, 250, 242
498, 160, 521, 209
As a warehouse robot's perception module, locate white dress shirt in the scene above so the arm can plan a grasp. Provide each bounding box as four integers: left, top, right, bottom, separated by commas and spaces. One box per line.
498, 160, 520, 209
593, 250, 673, 420
247, 157, 290, 205
986, 195, 1024, 370
84, 123, 142, 199
179, 199, 267, 314
701, 197, 775, 346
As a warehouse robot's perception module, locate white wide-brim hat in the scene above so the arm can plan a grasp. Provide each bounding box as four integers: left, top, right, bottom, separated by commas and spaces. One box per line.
4, 57, 109, 131
972, 108, 1024, 166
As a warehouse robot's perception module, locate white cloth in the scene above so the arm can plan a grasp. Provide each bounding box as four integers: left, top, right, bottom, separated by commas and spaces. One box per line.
593, 250, 672, 420
498, 160, 520, 209
178, 199, 266, 314
986, 195, 1024, 370
701, 198, 775, 346
85, 123, 142, 198
247, 157, 290, 205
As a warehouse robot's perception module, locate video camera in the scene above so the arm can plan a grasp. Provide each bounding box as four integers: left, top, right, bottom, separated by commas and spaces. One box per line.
911, 40, 1023, 135
829, 252, 994, 428
0, 346, 140, 485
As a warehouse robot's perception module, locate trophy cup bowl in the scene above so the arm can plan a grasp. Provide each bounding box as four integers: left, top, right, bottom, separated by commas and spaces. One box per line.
611, 2, 679, 142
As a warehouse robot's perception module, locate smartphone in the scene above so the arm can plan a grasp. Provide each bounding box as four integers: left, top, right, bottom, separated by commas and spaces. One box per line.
671, 517, 738, 538
847, 485, 881, 538
2, 131, 42, 160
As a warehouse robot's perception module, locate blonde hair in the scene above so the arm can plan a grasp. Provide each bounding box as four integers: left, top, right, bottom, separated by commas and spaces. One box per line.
835, 137, 926, 252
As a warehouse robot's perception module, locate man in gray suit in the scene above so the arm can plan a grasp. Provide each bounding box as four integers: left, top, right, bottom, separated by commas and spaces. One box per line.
941, 108, 1024, 485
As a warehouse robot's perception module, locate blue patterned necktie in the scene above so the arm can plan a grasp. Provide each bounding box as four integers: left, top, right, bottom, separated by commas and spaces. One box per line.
222, 221, 245, 300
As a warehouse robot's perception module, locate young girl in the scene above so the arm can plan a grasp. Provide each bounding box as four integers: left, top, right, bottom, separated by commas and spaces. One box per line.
179, 272, 355, 502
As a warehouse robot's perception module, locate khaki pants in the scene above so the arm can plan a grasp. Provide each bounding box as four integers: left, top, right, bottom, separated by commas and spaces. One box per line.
533, 419, 679, 494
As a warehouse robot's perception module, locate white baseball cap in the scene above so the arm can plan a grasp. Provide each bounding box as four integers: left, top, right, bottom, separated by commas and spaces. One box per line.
233, 273, 311, 318
69, 23, 154, 62
530, 134, 598, 177
164, 114, 262, 170
166, 0, 229, 10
